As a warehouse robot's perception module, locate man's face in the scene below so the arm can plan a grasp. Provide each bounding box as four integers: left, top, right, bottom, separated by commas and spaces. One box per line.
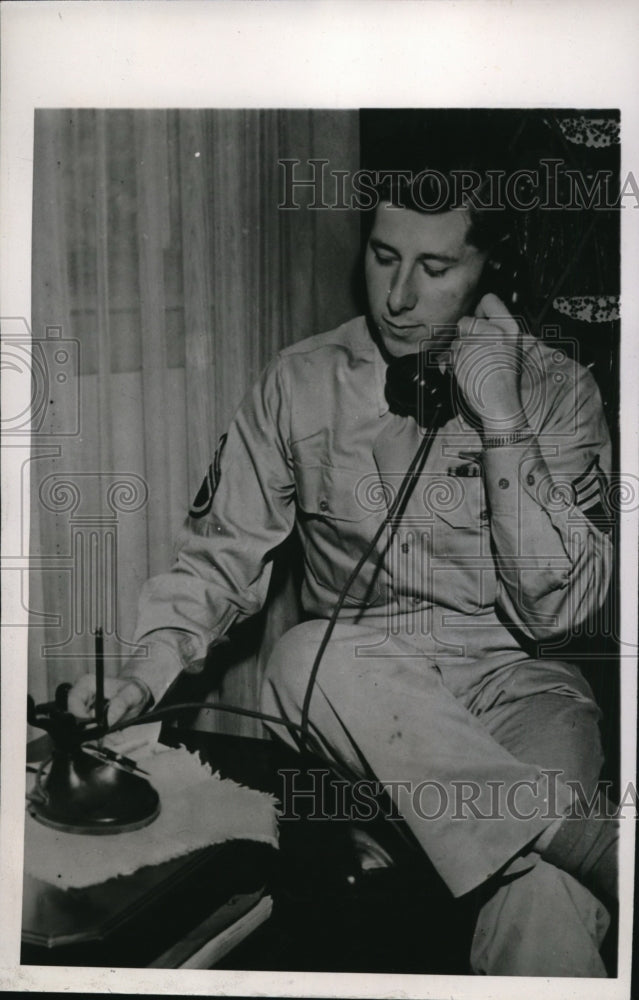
365, 203, 489, 358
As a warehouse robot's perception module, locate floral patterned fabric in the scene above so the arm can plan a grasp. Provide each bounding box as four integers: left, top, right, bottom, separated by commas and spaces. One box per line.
555, 116, 620, 148
553, 295, 620, 324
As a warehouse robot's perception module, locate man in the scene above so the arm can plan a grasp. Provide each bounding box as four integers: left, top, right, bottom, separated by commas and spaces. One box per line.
69, 172, 617, 975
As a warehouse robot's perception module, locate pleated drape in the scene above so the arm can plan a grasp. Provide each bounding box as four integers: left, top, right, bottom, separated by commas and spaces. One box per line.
29, 109, 361, 733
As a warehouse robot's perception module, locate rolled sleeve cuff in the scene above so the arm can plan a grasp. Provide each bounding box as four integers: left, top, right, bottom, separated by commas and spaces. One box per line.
122, 631, 188, 708
479, 441, 572, 592
480, 438, 551, 513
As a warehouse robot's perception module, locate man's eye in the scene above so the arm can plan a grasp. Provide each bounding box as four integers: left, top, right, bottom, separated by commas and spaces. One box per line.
373, 250, 395, 266
423, 264, 449, 278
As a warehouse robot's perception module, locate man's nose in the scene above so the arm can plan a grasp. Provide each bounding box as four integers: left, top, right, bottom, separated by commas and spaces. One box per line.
387, 265, 417, 314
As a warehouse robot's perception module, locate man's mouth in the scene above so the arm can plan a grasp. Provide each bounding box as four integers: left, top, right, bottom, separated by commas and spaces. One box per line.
382, 317, 423, 334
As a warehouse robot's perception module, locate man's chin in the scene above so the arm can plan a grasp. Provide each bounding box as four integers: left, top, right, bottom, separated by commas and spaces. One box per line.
382, 339, 421, 358
380, 333, 450, 361
367, 315, 454, 362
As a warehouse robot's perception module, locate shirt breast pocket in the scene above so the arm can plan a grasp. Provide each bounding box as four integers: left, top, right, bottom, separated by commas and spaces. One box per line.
294, 462, 384, 605
427, 473, 485, 532
426, 471, 493, 606
295, 463, 372, 523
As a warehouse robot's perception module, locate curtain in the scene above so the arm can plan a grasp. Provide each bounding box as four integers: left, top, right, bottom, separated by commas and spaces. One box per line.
29, 109, 361, 734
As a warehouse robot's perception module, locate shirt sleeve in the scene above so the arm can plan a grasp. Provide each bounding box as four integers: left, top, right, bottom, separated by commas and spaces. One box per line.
479, 361, 613, 642
123, 355, 296, 705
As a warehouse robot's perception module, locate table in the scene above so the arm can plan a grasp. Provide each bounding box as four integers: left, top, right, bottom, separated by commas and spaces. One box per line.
21, 730, 284, 968
19, 728, 489, 974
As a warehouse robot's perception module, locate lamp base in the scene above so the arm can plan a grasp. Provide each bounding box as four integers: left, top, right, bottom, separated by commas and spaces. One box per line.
29, 749, 160, 835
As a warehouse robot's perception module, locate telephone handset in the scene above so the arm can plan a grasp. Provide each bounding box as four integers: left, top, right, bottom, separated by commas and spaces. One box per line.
384, 352, 454, 429
384, 246, 524, 428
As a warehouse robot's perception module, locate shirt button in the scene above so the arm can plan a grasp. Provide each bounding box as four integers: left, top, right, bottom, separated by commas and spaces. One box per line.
526, 473, 535, 486
319, 499, 329, 512
498, 478, 509, 490
401, 542, 410, 553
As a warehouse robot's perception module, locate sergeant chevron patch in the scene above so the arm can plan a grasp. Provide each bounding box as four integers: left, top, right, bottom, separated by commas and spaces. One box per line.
189, 434, 228, 519
572, 456, 612, 533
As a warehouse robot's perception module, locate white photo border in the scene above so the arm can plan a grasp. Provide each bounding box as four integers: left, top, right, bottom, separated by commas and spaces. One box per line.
1, 2, 638, 997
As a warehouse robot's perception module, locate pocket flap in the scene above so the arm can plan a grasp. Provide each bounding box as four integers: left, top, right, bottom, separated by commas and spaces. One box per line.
295, 463, 372, 522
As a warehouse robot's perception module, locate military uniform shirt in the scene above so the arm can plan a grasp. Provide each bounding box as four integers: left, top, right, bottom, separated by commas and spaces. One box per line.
128, 316, 612, 705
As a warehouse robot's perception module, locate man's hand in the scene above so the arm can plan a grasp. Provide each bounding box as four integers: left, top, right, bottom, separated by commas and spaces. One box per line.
451, 293, 525, 433
67, 673, 152, 727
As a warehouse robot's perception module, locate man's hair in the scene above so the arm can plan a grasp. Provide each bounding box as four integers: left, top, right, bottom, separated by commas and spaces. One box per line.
374, 166, 512, 255
364, 154, 523, 312
362, 109, 517, 253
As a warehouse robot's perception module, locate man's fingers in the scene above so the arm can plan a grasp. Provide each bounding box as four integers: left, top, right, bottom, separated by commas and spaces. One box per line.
456, 317, 497, 341
66, 674, 148, 725
446, 337, 462, 372
106, 682, 148, 727
458, 301, 520, 347
67, 675, 96, 720
476, 292, 507, 318
457, 315, 475, 338
475, 293, 519, 334
105, 695, 130, 727
473, 292, 500, 319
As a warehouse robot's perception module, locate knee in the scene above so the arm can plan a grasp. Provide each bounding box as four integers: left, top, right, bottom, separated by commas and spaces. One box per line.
261, 620, 327, 710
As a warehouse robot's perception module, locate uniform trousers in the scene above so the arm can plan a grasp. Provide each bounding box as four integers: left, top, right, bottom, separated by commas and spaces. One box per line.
261, 619, 610, 976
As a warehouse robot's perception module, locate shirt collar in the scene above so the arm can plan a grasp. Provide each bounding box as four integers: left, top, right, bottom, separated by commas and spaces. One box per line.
372, 339, 390, 416
352, 315, 389, 417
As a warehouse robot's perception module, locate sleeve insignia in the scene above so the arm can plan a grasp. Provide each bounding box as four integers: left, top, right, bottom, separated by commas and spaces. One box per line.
571, 456, 613, 533
188, 434, 228, 519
